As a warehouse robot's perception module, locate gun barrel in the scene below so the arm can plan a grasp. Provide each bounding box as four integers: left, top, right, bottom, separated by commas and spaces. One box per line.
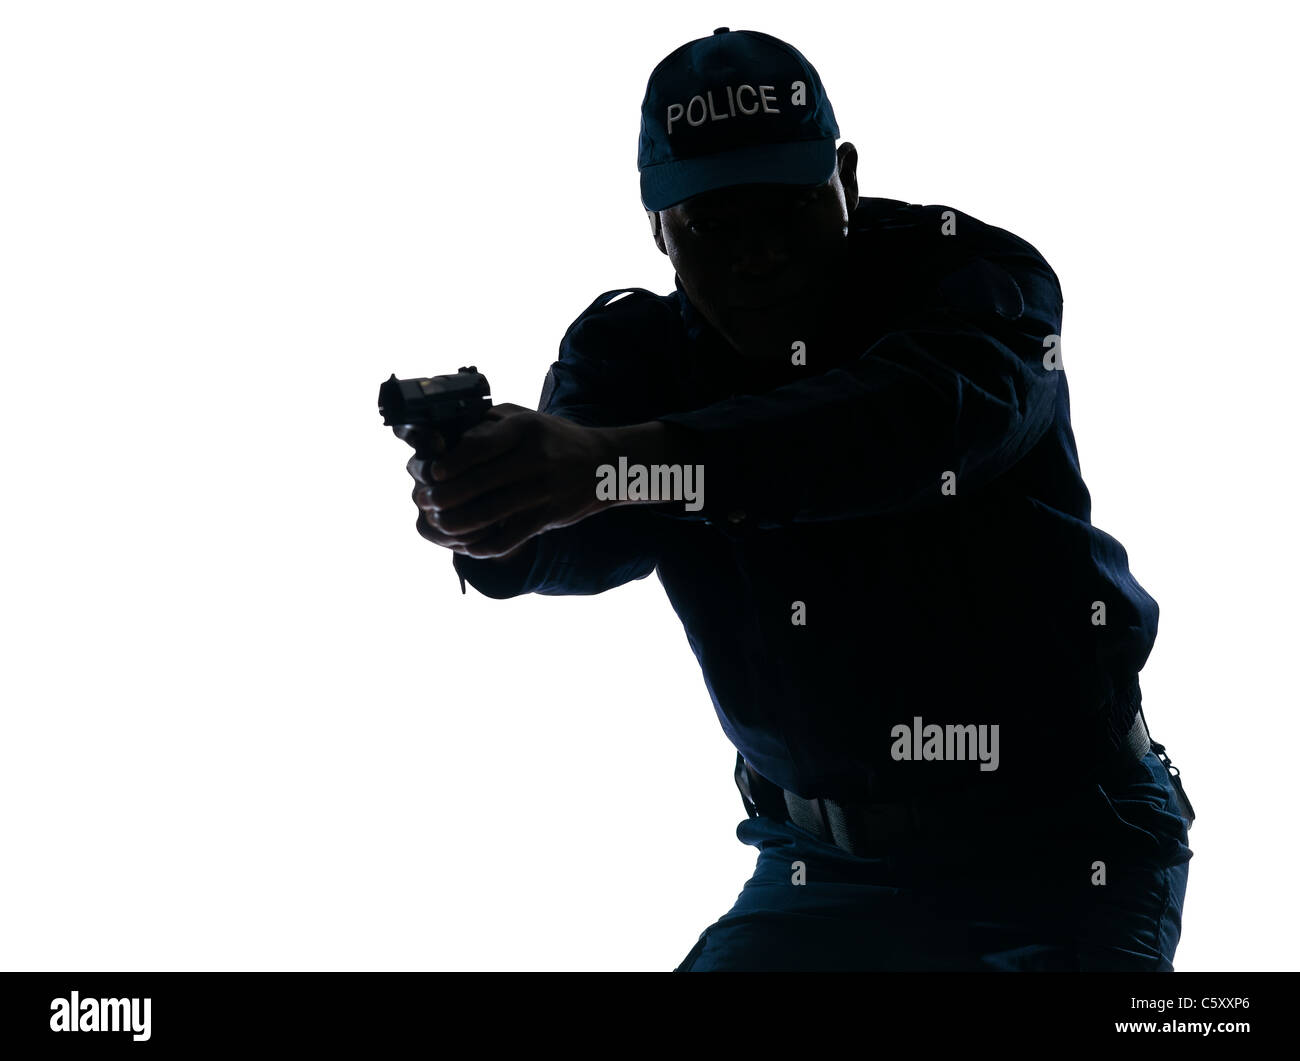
378, 367, 492, 452
378, 367, 491, 424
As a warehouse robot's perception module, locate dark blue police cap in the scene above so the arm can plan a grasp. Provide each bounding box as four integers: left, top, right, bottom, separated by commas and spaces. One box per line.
637, 27, 840, 212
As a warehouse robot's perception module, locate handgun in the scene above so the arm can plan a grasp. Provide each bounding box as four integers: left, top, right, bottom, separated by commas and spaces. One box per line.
377, 366, 492, 461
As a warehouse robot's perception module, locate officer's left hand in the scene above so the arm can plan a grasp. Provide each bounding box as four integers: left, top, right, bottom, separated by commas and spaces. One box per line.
411, 404, 613, 559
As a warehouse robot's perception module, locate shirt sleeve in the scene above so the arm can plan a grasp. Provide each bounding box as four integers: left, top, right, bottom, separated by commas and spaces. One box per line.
451, 289, 667, 599
655, 242, 1065, 527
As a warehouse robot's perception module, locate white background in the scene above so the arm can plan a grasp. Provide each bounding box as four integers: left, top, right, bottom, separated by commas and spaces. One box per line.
2, 0, 1294, 971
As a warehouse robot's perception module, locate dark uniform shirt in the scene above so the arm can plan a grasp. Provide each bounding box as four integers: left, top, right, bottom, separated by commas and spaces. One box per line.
452, 196, 1159, 802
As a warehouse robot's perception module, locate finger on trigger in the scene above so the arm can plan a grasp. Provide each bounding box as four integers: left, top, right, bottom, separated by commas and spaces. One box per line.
407, 454, 428, 484
432, 419, 522, 480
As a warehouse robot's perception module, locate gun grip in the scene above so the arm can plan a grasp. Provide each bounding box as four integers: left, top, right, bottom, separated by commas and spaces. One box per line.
392, 423, 447, 464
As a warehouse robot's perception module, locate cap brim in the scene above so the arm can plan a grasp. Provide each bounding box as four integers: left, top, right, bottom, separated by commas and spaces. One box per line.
640, 137, 837, 212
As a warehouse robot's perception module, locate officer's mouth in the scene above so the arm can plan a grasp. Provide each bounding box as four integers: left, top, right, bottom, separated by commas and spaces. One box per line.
727, 276, 821, 313
728, 290, 815, 314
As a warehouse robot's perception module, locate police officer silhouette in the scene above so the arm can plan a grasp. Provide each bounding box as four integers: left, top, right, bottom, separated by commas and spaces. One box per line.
405, 27, 1195, 971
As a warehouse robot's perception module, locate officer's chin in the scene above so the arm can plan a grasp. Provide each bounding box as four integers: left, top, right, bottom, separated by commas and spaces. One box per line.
723, 305, 810, 359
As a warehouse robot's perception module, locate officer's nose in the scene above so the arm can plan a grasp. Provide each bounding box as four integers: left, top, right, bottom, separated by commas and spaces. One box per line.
731, 228, 791, 279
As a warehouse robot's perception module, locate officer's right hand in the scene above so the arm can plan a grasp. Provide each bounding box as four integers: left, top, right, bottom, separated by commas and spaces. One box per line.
399, 427, 518, 556
398, 428, 477, 552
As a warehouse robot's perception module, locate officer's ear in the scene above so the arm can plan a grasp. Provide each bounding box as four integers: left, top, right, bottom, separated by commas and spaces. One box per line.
836, 142, 860, 217
647, 209, 667, 255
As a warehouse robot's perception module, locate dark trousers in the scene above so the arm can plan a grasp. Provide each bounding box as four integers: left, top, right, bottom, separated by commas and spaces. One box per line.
675, 749, 1193, 971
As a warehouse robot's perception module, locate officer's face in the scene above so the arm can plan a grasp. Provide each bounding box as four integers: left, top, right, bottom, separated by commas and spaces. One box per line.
653, 141, 858, 359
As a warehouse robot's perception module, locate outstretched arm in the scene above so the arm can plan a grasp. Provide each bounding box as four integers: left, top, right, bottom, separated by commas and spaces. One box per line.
418, 290, 677, 598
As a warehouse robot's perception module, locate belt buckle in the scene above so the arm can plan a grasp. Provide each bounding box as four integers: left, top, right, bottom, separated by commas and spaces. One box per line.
825, 794, 917, 856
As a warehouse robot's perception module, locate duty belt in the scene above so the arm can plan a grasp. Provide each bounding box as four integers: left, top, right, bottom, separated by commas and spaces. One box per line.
733, 708, 1196, 858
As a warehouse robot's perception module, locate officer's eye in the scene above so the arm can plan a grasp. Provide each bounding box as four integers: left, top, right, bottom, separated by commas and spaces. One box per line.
688, 218, 722, 236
